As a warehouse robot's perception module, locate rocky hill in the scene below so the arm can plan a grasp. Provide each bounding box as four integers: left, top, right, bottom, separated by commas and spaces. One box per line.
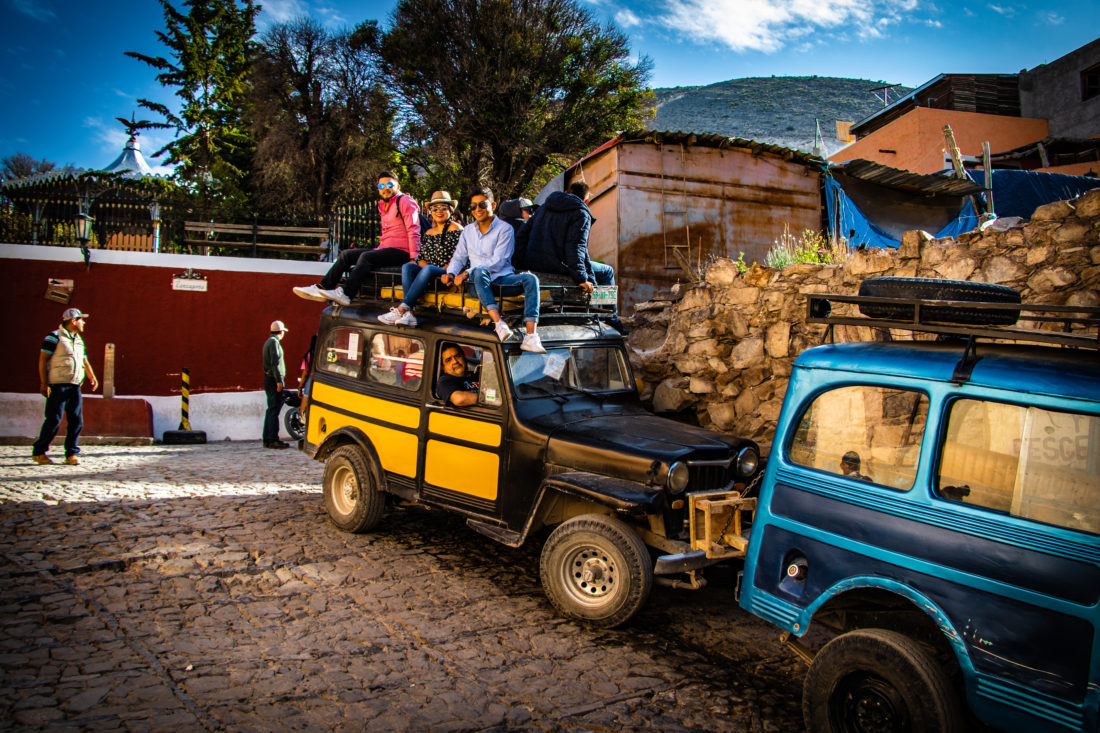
647, 76, 913, 156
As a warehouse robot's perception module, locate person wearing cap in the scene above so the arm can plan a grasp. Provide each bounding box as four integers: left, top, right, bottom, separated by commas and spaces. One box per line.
263, 320, 290, 449
379, 190, 463, 327
32, 307, 98, 465
496, 197, 533, 233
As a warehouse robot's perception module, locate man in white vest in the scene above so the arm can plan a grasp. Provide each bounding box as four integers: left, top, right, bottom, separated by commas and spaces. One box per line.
32, 308, 98, 465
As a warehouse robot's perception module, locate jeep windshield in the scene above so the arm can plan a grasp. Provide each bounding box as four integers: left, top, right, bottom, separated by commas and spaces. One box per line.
508, 346, 633, 398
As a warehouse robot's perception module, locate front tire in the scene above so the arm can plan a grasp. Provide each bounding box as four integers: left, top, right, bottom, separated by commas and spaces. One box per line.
540, 513, 652, 628
284, 407, 305, 441
322, 445, 385, 533
804, 628, 964, 733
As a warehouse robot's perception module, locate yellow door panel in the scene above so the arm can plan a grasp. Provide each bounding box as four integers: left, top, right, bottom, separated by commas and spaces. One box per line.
310, 405, 418, 477
424, 440, 500, 499
312, 382, 420, 429
428, 412, 502, 447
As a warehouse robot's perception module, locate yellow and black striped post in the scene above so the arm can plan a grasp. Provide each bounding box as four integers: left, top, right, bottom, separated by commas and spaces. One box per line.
179, 367, 192, 430
163, 367, 206, 444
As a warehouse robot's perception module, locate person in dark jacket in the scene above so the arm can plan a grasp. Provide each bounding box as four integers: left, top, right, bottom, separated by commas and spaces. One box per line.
516, 182, 613, 292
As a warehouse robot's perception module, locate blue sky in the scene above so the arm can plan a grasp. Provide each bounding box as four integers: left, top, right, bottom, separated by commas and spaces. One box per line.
1, 0, 1097, 174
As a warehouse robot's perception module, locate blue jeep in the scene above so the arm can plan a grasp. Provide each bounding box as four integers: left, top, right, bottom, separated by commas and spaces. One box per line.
738, 278, 1100, 733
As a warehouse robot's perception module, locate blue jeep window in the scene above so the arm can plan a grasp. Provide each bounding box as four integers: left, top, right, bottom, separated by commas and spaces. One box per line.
789, 385, 928, 490
938, 400, 1099, 534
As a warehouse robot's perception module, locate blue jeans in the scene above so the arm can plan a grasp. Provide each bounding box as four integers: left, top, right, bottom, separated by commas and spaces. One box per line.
469, 268, 540, 323
263, 375, 282, 443
400, 261, 445, 309
33, 383, 83, 458
590, 261, 615, 286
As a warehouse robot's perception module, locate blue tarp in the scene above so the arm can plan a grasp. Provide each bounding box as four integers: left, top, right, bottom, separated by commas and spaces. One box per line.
824, 175, 978, 250
965, 169, 1100, 219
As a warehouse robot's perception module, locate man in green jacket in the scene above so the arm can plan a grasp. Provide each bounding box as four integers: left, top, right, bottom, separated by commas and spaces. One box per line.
263, 320, 290, 449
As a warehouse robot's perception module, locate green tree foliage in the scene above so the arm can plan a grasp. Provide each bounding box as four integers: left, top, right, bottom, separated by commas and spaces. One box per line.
126, 0, 260, 212
251, 18, 398, 220
377, 0, 653, 201
1, 153, 56, 181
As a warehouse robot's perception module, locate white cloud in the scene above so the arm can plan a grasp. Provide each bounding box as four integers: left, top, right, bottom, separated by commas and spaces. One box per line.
987, 4, 1015, 16
652, 0, 922, 53
257, 0, 310, 28
1039, 10, 1064, 24
616, 8, 642, 27
10, 0, 54, 22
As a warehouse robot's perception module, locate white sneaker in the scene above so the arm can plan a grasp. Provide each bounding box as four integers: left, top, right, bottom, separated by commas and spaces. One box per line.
378, 307, 402, 325
494, 320, 513, 342
396, 310, 418, 327
321, 286, 350, 306
521, 332, 546, 353
293, 284, 328, 302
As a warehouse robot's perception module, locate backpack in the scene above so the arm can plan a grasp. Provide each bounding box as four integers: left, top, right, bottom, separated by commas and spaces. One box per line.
395, 194, 432, 240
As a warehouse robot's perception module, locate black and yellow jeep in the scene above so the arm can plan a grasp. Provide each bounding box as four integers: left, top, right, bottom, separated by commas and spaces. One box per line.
300, 277, 761, 626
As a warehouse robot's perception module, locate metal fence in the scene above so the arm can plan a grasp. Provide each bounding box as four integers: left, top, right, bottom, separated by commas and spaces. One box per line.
1, 184, 383, 261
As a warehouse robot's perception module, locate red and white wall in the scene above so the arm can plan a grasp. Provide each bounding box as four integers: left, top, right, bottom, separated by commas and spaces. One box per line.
0, 244, 330, 441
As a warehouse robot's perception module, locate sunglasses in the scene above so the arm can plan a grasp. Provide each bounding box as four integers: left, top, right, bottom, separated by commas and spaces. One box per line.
377, 182, 396, 190
472, 201, 492, 210
430, 205, 452, 213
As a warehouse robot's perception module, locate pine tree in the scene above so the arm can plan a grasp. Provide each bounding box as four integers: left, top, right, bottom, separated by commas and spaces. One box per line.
127, 0, 260, 210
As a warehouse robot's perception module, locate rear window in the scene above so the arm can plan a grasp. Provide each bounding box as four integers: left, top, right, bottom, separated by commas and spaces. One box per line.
938, 400, 1099, 534
789, 385, 929, 491
368, 333, 424, 391
318, 327, 364, 378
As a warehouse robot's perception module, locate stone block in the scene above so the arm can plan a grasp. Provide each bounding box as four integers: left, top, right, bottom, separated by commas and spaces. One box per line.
689, 377, 715, 394
899, 230, 931, 259
1053, 220, 1093, 244
730, 338, 764, 369
679, 286, 713, 311
1031, 200, 1075, 221
934, 256, 977, 281
652, 378, 692, 413
734, 388, 759, 415
706, 402, 736, 430
724, 285, 761, 306
982, 255, 1022, 284
920, 244, 947, 267
1026, 244, 1052, 267
705, 259, 740, 286
1075, 188, 1100, 218
765, 322, 790, 358
744, 264, 773, 288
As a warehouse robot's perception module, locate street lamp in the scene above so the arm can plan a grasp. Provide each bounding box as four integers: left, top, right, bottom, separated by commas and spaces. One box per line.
75, 209, 93, 266
149, 200, 161, 253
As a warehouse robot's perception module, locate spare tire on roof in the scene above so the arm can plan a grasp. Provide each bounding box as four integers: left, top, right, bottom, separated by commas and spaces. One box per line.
858, 277, 1021, 326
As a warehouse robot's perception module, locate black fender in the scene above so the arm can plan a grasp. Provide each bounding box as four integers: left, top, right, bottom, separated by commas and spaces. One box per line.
313, 427, 389, 494
540, 471, 661, 517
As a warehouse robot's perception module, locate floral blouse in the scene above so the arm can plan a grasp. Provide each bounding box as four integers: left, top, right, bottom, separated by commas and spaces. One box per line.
419, 228, 461, 268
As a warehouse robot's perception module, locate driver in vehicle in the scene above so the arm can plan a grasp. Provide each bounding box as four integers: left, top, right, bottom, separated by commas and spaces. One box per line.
437, 343, 478, 407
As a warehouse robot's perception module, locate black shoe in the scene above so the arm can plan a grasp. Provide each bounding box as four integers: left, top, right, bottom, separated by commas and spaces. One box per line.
264, 441, 290, 449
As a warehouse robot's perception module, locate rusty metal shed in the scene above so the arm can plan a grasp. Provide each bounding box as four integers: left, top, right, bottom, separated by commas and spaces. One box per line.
559, 130, 823, 311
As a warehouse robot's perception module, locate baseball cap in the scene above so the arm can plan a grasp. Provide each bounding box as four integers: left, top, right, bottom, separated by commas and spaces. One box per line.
62, 308, 89, 321
270, 320, 289, 332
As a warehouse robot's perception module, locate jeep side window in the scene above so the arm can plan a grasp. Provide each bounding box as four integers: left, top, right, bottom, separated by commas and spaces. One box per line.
318, 327, 364, 378
368, 333, 424, 391
789, 385, 928, 490
479, 351, 502, 407
938, 399, 1099, 534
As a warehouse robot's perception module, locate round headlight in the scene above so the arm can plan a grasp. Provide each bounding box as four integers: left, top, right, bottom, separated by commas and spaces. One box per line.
667, 461, 689, 494
736, 446, 759, 478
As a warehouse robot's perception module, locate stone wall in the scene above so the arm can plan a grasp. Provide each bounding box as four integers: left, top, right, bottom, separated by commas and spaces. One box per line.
626, 188, 1100, 452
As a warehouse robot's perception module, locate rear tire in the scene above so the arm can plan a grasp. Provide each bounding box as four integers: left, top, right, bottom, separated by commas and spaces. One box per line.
322, 445, 385, 533
804, 628, 964, 733
540, 513, 652, 628
858, 277, 1020, 325
284, 407, 305, 441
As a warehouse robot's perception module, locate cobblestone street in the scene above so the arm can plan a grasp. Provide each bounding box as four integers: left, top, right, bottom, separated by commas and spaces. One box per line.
0, 443, 805, 732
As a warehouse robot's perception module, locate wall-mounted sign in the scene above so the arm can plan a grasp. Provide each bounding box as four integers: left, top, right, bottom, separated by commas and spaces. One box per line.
45, 278, 73, 304
172, 268, 208, 292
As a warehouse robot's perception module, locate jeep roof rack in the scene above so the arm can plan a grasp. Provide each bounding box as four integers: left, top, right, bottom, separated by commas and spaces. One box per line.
348, 267, 621, 326
806, 292, 1100, 351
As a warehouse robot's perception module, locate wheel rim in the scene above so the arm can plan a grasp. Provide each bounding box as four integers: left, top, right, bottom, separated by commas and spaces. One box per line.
329, 463, 359, 516
557, 539, 622, 610
829, 671, 910, 733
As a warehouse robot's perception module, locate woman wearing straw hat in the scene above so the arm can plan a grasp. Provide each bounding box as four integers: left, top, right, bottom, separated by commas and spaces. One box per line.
379, 190, 463, 327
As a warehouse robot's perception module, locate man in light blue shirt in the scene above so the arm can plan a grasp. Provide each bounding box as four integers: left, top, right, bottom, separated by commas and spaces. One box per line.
442, 188, 546, 353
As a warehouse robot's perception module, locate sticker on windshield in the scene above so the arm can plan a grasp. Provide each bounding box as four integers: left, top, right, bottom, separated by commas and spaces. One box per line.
543, 352, 568, 380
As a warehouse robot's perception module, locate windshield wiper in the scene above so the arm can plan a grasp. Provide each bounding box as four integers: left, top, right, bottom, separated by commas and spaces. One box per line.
519, 381, 568, 403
